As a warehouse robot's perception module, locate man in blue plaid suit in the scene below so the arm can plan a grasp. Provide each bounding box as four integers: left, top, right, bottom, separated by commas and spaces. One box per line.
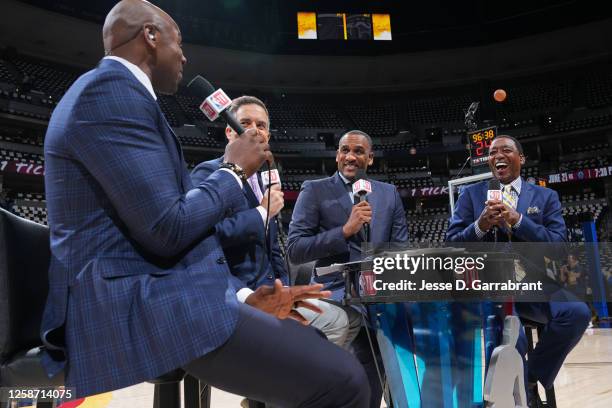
40, 1, 369, 406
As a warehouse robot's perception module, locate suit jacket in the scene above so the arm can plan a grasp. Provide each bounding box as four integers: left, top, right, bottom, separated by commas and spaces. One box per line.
287, 172, 408, 302
42, 59, 246, 398
191, 157, 288, 288
446, 179, 566, 243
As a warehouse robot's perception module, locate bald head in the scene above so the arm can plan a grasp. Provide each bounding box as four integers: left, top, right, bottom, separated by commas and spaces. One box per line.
101, 0, 186, 95
103, 0, 175, 55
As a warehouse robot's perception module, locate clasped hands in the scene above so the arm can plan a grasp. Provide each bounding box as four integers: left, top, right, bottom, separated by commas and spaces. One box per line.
245, 279, 331, 325
477, 199, 520, 232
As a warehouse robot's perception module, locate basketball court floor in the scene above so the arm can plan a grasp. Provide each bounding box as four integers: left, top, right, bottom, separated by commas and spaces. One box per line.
36, 327, 611, 408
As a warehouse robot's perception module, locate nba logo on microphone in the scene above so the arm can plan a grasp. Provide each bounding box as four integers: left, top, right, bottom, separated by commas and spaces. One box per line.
487, 190, 502, 201
353, 179, 372, 195
261, 169, 281, 188
199, 89, 232, 122
359, 270, 377, 296
209, 89, 232, 111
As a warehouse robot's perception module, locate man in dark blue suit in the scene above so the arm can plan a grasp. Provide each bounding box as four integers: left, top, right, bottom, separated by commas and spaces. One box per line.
192, 96, 288, 294
40, 1, 370, 406
193, 96, 363, 348
288, 130, 409, 407
446, 135, 590, 402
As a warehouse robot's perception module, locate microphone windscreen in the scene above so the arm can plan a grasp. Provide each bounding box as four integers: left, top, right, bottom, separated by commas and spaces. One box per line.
488, 178, 501, 190
187, 75, 215, 98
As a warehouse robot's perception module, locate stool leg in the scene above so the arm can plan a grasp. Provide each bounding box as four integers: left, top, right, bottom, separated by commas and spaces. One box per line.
525, 326, 535, 353
153, 382, 180, 408
200, 383, 211, 408
184, 375, 200, 408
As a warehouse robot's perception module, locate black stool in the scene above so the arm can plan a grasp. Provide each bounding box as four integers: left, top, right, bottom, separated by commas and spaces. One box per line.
522, 318, 557, 408
0, 208, 207, 408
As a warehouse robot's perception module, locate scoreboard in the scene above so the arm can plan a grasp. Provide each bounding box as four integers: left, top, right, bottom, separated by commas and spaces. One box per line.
468, 126, 496, 174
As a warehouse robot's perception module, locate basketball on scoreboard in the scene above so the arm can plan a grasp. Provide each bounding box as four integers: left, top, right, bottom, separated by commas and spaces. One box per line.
468, 126, 497, 174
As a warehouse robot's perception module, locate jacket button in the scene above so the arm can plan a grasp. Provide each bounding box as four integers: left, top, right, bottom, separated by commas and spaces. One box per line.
216, 256, 226, 264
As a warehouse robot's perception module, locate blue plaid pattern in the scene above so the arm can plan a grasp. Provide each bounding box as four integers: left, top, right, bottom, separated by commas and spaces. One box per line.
41, 59, 245, 398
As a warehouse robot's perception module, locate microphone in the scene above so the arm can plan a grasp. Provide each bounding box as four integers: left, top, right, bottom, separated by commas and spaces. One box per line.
487, 178, 501, 242
487, 178, 501, 202
261, 168, 281, 190
352, 169, 372, 241
187, 75, 245, 135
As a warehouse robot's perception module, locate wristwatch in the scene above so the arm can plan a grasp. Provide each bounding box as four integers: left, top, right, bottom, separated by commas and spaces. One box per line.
220, 162, 247, 182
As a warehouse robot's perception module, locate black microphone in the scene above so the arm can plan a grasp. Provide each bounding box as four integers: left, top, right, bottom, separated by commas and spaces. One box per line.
487, 178, 501, 242
261, 164, 287, 249
352, 169, 372, 242
187, 75, 245, 135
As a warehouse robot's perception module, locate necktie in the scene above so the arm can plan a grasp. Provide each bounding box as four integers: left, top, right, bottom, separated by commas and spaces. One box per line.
248, 174, 263, 203
502, 185, 517, 210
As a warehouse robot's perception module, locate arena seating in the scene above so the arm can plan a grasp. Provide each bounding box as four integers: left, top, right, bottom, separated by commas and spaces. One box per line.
406, 207, 449, 244
0, 59, 16, 83
494, 79, 572, 114
7, 54, 80, 98
268, 103, 345, 129
345, 104, 397, 136
404, 94, 475, 124
559, 156, 610, 172
584, 67, 612, 108
0, 148, 44, 164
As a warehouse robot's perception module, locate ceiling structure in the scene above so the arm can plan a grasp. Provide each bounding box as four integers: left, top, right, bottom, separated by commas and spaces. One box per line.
2, 0, 612, 92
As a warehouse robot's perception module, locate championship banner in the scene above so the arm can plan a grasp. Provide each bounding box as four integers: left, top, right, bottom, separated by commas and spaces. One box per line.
0, 160, 45, 176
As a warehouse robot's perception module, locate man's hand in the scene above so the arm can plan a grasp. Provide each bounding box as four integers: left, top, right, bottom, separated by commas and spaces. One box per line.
499, 204, 521, 228
477, 199, 506, 232
245, 280, 331, 324
224, 128, 269, 177
342, 201, 372, 238
260, 184, 284, 218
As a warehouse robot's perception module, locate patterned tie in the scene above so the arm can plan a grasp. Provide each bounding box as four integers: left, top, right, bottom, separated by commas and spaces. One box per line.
248, 174, 263, 203
502, 185, 517, 210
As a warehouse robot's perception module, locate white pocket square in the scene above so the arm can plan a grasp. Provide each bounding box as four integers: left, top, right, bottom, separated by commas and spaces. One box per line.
527, 206, 540, 215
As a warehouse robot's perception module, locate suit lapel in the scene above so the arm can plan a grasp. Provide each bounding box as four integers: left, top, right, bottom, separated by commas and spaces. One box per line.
330, 173, 353, 219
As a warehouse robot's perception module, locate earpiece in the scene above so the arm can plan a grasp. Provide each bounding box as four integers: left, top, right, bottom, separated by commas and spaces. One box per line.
148, 32, 155, 41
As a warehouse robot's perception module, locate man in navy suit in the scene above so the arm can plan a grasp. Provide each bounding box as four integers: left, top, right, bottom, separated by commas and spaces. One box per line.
446, 135, 590, 401
40, 1, 370, 406
191, 96, 289, 294
288, 130, 409, 407
193, 96, 361, 346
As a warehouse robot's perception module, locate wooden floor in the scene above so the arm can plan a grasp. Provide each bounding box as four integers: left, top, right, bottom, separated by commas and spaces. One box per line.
48, 328, 612, 407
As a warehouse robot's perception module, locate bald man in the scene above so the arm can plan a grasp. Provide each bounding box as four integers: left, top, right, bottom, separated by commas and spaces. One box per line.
40, 1, 369, 406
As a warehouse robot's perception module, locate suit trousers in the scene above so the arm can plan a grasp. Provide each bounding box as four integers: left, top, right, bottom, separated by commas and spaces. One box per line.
183, 303, 371, 407
296, 299, 362, 348
515, 300, 591, 388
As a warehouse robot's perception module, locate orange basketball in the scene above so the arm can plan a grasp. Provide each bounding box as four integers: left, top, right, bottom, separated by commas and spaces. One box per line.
494, 89, 507, 102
